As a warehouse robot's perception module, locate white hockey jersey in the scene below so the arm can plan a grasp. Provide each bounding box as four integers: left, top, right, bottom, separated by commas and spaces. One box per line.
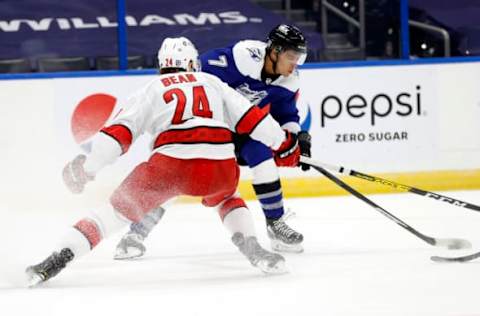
83, 71, 286, 175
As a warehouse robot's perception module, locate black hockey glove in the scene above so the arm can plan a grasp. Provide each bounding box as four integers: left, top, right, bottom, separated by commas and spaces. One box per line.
298, 131, 311, 171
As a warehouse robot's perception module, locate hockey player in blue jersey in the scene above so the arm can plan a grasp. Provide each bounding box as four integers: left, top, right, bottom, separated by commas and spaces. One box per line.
114, 24, 312, 259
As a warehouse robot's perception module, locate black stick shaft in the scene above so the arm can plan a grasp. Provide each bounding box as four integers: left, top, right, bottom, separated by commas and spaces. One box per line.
303, 157, 480, 212
307, 163, 438, 246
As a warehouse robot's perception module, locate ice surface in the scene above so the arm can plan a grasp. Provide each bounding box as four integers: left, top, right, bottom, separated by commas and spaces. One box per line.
1, 190, 480, 316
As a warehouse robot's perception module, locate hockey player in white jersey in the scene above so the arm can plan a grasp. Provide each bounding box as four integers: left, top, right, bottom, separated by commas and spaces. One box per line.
25, 37, 294, 286
115, 24, 312, 259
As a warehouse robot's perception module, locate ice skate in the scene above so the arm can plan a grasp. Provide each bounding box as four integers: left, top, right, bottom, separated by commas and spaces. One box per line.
114, 233, 146, 260
25, 248, 74, 287
232, 232, 287, 274
114, 207, 165, 260
266, 213, 304, 253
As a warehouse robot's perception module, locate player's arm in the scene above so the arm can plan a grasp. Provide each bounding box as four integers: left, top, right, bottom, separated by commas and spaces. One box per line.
216, 79, 285, 150
271, 90, 301, 132
200, 46, 241, 87
63, 88, 152, 193
270, 91, 311, 169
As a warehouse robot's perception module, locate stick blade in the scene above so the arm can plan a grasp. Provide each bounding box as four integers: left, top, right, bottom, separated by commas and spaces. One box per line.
431, 251, 480, 263
435, 238, 471, 250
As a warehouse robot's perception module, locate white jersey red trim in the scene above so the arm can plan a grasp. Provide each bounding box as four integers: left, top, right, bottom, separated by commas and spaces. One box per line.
83, 71, 286, 174
152, 125, 235, 160
235, 105, 269, 134
153, 126, 232, 148
100, 124, 133, 154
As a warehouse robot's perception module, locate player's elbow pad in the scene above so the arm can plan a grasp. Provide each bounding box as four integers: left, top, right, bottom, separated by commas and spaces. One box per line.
249, 117, 285, 150
83, 133, 123, 174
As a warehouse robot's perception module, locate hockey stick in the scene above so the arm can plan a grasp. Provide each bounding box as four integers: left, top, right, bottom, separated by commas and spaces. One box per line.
430, 251, 480, 263
300, 156, 471, 250
301, 157, 480, 212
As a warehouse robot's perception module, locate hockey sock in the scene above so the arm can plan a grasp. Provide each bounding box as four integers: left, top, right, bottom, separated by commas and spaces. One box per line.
56, 226, 92, 258
222, 207, 256, 237
251, 159, 284, 219
129, 206, 165, 239
58, 207, 129, 257
252, 180, 284, 220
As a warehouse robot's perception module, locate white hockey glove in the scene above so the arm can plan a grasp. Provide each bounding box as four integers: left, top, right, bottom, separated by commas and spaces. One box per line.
62, 154, 95, 194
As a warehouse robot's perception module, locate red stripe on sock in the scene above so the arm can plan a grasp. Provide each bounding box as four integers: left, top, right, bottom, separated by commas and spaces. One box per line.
219, 197, 247, 221
74, 218, 102, 249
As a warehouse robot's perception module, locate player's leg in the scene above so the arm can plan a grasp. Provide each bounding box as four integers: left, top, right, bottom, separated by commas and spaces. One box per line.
113, 155, 237, 261
26, 206, 130, 286
26, 154, 175, 285
112, 154, 184, 259
114, 206, 165, 260
202, 159, 286, 274
238, 138, 303, 253
219, 197, 286, 274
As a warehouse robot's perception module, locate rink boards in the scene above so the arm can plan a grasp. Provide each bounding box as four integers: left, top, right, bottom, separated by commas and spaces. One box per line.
1, 60, 479, 199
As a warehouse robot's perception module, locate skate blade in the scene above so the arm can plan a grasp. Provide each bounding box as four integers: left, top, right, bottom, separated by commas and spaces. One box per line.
113, 248, 144, 260
271, 239, 304, 253
257, 259, 288, 275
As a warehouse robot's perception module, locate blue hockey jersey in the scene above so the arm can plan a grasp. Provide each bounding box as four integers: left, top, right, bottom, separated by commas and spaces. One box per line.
200, 40, 301, 133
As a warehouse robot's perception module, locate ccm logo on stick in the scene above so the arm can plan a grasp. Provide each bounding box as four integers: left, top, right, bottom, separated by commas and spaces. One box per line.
320, 86, 422, 127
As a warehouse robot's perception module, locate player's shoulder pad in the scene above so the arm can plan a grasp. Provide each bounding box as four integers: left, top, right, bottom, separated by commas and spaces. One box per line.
143, 77, 163, 98
272, 69, 300, 93
198, 71, 225, 86
197, 72, 232, 93
232, 40, 266, 79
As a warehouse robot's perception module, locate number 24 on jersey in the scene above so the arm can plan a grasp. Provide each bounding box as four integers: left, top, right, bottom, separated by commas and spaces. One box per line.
163, 86, 213, 124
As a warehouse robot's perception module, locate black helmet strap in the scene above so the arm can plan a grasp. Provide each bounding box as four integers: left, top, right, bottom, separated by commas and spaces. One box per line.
272, 46, 281, 75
